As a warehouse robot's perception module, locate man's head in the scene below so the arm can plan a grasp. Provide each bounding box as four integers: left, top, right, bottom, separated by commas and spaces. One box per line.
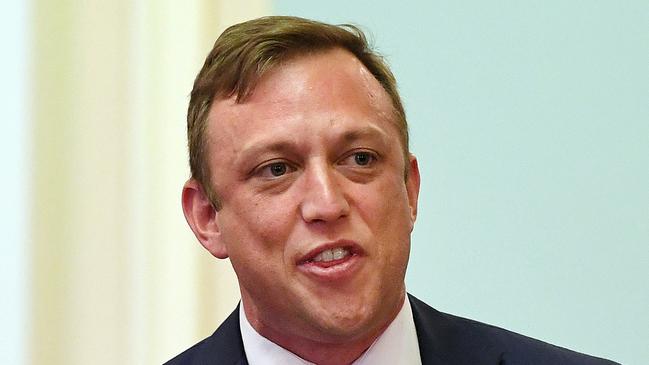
187, 16, 409, 209
182, 16, 420, 363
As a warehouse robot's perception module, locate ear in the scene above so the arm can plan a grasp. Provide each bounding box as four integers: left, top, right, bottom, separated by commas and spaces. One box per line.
405, 154, 421, 225
181, 179, 229, 259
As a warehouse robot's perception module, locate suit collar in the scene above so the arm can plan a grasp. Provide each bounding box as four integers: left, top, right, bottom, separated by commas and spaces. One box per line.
195, 303, 248, 365
202, 296, 456, 365
190, 294, 500, 365
409, 294, 504, 365
409, 294, 450, 365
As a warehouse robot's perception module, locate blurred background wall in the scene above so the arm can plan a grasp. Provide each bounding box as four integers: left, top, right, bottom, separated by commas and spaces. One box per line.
2, 0, 268, 364
1, 0, 647, 364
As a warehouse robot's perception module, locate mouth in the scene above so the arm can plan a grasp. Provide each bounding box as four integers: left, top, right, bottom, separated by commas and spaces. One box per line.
296, 241, 364, 280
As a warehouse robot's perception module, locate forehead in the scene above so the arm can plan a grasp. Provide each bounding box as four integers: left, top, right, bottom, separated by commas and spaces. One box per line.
206, 48, 399, 150
254, 49, 385, 101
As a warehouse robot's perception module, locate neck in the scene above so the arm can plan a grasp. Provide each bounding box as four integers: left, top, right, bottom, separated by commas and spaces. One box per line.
242, 293, 405, 365
268, 332, 378, 365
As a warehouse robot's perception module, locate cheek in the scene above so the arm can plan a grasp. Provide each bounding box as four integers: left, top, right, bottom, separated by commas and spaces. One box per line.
222, 197, 300, 299
357, 178, 413, 254
356, 177, 411, 222
222, 206, 289, 284
222, 194, 295, 253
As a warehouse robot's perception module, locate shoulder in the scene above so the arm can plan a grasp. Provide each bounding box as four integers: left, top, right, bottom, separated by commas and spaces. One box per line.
164, 336, 212, 365
408, 294, 619, 365
163, 306, 247, 365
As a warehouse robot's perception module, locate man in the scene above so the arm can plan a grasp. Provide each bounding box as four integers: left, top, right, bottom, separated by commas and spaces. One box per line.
167, 16, 617, 365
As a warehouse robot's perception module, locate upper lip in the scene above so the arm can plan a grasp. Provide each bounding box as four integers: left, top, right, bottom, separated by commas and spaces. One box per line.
296, 239, 364, 265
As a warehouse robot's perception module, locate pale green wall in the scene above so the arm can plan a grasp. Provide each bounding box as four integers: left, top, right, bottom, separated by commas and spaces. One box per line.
0, 0, 28, 363
273, 1, 648, 364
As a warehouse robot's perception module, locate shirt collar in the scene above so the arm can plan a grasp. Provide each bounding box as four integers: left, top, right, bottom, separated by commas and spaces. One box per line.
239, 296, 422, 365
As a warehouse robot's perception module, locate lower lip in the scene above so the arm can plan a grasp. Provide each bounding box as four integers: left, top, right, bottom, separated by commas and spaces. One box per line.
297, 254, 362, 282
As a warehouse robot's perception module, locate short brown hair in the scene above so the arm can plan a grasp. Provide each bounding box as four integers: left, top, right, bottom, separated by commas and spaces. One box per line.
188, 16, 408, 209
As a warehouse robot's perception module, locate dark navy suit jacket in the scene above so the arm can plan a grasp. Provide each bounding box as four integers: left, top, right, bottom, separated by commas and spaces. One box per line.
165, 294, 618, 365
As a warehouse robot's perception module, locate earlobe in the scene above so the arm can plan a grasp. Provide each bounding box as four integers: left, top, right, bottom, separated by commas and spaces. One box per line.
181, 179, 229, 259
406, 154, 421, 224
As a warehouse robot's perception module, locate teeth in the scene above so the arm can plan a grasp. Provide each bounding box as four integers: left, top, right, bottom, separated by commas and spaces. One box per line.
312, 247, 350, 263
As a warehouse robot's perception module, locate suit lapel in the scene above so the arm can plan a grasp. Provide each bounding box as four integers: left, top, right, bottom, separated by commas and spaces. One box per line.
194, 304, 248, 365
409, 294, 451, 365
186, 295, 505, 365
409, 294, 503, 365
194, 295, 506, 365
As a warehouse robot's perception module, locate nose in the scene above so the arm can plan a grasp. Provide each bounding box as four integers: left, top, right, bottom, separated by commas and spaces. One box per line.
299, 162, 350, 223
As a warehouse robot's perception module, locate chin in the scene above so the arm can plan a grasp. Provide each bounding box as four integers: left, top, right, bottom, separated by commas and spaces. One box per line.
305, 301, 381, 341
312, 319, 374, 343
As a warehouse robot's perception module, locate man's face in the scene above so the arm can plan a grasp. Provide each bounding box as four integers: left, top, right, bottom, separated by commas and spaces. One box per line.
204, 48, 419, 344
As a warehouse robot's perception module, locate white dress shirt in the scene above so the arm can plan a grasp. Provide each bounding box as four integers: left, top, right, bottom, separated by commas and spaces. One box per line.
240, 297, 422, 365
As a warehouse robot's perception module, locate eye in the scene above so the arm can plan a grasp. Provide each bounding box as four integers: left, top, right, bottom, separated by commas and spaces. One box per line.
353, 151, 373, 166
269, 162, 287, 176
340, 150, 378, 167
256, 161, 296, 178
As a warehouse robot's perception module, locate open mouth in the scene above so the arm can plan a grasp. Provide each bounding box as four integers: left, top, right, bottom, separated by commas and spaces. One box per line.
308, 247, 356, 267
297, 241, 364, 279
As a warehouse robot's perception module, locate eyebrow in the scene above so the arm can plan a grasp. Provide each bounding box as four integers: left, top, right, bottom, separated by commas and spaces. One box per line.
338, 125, 390, 145
234, 140, 298, 172
244, 141, 296, 157
235, 124, 390, 167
